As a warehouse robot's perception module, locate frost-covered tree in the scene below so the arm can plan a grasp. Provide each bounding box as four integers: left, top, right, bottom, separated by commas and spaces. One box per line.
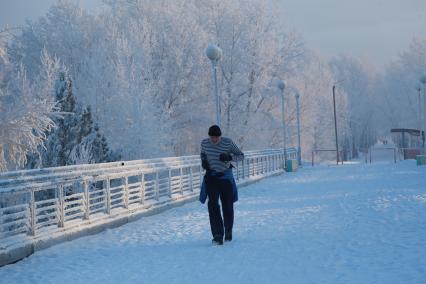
0, 47, 59, 171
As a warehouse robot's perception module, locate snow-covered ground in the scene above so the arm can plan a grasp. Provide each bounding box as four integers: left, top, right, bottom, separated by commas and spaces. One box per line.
1, 160, 426, 283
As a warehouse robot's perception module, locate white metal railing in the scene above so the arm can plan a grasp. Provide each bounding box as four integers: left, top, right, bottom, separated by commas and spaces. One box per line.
0, 148, 297, 244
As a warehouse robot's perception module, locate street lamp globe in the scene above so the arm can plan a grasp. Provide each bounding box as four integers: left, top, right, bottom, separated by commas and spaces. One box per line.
206, 44, 222, 126
206, 44, 222, 62
277, 79, 285, 91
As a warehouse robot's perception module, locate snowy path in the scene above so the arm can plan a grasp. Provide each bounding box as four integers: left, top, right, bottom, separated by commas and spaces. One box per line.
1, 161, 426, 283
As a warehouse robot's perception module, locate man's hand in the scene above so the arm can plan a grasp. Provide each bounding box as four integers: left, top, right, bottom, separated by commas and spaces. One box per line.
219, 153, 232, 162
201, 153, 210, 170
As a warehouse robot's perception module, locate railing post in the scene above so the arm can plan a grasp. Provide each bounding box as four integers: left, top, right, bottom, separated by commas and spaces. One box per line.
263, 156, 269, 174
257, 157, 260, 175
58, 185, 65, 227
140, 173, 145, 205
189, 166, 194, 192
311, 151, 314, 167
247, 158, 250, 178
268, 155, 271, 173
242, 159, 245, 179
105, 178, 111, 214
259, 157, 261, 175
262, 156, 268, 174
29, 188, 36, 236
269, 155, 272, 173
84, 180, 90, 220
269, 155, 271, 173
277, 154, 279, 171
251, 158, 254, 176
199, 165, 203, 187
252, 158, 254, 176
169, 169, 173, 198
179, 168, 184, 195
272, 154, 275, 171
155, 171, 160, 201
236, 161, 239, 181
124, 176, 129, 209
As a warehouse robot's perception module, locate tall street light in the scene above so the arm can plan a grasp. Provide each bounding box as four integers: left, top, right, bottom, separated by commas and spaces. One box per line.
295, 91, 302, 167
206, 44, 222, 126
277, 79, 287, 169
420, 75, 426, 150
333, 85, 339, 165
417, 85, 422, 132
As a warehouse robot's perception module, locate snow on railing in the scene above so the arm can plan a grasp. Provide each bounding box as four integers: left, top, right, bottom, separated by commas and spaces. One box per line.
0, 148, 296, 247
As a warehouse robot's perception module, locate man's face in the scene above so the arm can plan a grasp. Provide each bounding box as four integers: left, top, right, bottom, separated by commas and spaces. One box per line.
209, 136, 221, 144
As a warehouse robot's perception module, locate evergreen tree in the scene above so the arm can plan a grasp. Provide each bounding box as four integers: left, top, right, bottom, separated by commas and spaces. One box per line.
26, 72, 119, 168
42, 71, 80, 167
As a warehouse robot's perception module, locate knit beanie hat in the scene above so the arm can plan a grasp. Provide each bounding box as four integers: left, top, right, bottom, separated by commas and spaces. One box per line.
208, 125, 222, 136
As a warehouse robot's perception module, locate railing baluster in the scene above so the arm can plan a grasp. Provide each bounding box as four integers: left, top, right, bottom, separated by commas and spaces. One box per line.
199, 165, 203, 188
263, 157, 266, 174
179, 168, 183, 195
29, 188, 36, 236
169, 169, 173, 198
58, 185, 65, 227
155, 172, 160, 201
246, 159, 250, 178
84, 180, 90, 220
106, 178, 111, 215
124, 176, 129, 209
189, 166, 193, 192
140, 173, 145, 205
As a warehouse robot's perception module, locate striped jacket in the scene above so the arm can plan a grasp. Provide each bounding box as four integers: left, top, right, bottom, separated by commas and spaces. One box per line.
200, 137, 244, 173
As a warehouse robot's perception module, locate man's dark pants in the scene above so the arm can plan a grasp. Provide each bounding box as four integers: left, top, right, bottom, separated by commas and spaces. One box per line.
206, 176, 234, 238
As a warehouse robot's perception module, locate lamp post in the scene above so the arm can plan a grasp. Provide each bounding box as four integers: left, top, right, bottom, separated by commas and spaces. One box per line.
417, 86, 422, 131
420, 75, 426, 150
277, 79, 287, 169
206, 44, 222, 126
332, 85, 339, 165
295, 91, 302, 166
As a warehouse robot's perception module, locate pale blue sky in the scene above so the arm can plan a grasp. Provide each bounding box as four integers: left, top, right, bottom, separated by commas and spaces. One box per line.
1, 0, 426, 71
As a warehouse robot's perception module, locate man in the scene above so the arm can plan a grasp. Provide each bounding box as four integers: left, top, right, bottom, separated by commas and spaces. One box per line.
200, 125, 244, 245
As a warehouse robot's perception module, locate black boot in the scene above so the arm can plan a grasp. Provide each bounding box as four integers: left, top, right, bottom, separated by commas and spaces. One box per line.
212, 235, 223, 245
225, 230, 232, 242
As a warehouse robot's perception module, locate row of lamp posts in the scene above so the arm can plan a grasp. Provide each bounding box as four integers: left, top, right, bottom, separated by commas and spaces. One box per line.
206, 43, 303, 168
